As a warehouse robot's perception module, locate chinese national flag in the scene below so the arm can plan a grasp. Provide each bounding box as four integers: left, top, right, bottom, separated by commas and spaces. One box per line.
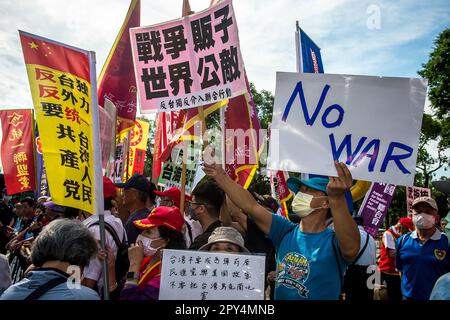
97, 0, 140, 135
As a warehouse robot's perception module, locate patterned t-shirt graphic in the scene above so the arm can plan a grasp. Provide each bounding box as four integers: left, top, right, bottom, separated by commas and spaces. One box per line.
269, 214, 348, 300
277, 252, 310, 298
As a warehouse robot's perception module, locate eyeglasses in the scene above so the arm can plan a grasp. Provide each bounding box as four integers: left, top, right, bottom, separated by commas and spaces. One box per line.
159, 197, 174, 204
190, 202, 207, 208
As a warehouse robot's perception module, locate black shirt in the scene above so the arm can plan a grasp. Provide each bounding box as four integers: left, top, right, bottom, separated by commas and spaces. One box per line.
189, 220, 222, 250
124, 208, 150, 244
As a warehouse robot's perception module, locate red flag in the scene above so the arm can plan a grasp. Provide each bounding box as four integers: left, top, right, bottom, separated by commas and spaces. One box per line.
97, 0, 140, 135
0, 109, 36, 195
223, 79, 262, 188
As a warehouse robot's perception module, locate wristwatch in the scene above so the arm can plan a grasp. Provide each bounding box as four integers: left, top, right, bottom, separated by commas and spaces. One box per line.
126, 271, 139, 280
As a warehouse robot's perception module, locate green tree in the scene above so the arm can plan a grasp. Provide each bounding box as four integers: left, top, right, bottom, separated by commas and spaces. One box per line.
415, 114, 449, 187
416, 28, 450, 187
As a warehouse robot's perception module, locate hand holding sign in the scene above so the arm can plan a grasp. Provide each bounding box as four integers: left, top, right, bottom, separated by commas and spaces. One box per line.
268, 72, 427, 186
327, 162, 353, 199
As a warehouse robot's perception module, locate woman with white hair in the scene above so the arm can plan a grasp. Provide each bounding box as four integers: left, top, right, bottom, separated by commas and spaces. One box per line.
0, 219, 99, 300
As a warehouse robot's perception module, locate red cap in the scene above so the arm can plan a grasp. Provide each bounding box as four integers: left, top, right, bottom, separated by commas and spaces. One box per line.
134, 206, 185, 233
103, 176, 116, 199
399, 217, 414, 231
154, 187, 192, 208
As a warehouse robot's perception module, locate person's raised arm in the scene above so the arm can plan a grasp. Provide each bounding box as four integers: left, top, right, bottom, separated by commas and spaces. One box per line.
327, 162, 360, 262
220, 196, 246, 236
202, 156, 272, 235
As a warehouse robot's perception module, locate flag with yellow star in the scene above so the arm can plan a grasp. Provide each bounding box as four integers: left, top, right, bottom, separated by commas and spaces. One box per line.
19, 30, 103, 215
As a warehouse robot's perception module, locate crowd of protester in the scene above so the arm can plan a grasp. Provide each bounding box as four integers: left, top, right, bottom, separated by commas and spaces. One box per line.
0, 162, 449, 300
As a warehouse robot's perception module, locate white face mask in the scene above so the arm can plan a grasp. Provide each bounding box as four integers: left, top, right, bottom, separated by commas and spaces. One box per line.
137, 234, 163, 257
292, 192, 326, 218
412, 213, 436, 230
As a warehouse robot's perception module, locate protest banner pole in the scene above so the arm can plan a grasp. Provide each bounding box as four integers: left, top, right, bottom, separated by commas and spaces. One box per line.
179, 0, 198, 215
125, 130, 131, 181
220, 106, 225, 170
89, 51, 109, 300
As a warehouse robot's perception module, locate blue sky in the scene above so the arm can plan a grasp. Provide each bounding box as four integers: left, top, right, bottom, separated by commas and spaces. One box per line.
0, 0, 448, 177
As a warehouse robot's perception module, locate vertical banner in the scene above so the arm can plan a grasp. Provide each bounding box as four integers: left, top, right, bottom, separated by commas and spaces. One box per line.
406, 186, 431, 217
268, 169, 292, 218
223, 93, 260, 189
34, 124, 50, 198
120, 119, 149, 178
99, 105, 115, 170
0, 109, 36, 195
358, 182, 396, 236
223, 76, 262, 189
103, 97, 118, 177
97, 0, 140, 135
110, 141, 125, 184
19, 31, 103, 214
130, 0, 246, 112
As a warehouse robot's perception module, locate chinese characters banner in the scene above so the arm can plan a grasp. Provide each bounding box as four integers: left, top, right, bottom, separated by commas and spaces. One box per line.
159, 249, 265, 300
406, 186, 431, 217
109, 140, 127, 184
0, 109, 36, 195
358, 182, 396, 237
130, 0, 246, 112
34, 124, 50, 198
157, 142, 201, 195
20, 31, 102, 214
120, 119, 149, 178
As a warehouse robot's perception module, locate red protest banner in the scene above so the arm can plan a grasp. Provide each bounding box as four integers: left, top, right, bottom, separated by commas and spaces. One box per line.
0, 109, 36, 194
98, 0, 140, 135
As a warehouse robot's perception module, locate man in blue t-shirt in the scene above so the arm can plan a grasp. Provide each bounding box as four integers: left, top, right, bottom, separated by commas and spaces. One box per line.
203, 160, 360, 300
396, 196, 450, 300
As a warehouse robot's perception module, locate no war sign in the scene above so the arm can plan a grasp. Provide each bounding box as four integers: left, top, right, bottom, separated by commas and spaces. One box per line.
267, 72, 427, 186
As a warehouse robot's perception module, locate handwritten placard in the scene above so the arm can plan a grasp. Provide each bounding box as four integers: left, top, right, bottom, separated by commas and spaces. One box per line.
159, 249, 265, 300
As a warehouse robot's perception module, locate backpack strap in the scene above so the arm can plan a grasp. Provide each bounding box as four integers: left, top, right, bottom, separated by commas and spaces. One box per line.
89, 220, 125, 247
24, 276, 67, 300
185, 221, 193, 244
331, 235, 344, 291
351, 232, 370, 266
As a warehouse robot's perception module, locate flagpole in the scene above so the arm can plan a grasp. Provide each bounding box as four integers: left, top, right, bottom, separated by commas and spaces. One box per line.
125, 130, 131, 181
220, 105, 225, 170
179, 0, 196, 214
89, 51, 109, 300
295, 20, 302, 73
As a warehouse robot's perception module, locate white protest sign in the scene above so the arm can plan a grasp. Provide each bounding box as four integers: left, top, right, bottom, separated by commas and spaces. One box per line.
159, 249, 265, 300
268, 72, 427, 186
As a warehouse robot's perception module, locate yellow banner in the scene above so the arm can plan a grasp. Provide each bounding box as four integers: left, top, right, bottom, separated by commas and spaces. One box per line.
26, 64, 95, 213
121, 119, 149, 180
